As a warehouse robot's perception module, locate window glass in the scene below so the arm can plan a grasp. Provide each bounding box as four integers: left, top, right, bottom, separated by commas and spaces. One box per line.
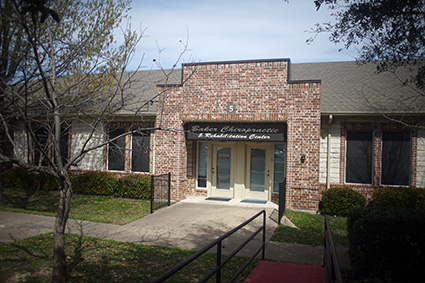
197, 142, 208, 188
131, 132, 150, 172
273, 143, 286, 192
250, 148, 266, 192
60, 128, 69, 165
346, 131, 373, 184
108, 128, 125, 171
54, 128, 69, 167
381, 132, 410, 186
34, 128, 49, 167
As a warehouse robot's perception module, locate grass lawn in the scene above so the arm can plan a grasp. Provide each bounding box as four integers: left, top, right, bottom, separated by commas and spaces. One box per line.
0, 187, 349, 281
0, 187, 255, 282
271, 210, 349, 246
0, 233, 254, 282
0, 187, 151, 225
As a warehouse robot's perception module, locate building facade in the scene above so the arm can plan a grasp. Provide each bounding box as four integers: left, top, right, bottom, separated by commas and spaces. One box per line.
11, 58, 425, 211
152, 59, 425, 210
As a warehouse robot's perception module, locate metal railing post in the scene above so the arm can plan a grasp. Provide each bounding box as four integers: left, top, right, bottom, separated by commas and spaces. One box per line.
324, 215, 344, 283
278, 178, 286, 223
216, 240, 222, 283
167, 172, 171, 206
262, 210, 266, 260
152, 210, 267, 283
150, 175, 154, 214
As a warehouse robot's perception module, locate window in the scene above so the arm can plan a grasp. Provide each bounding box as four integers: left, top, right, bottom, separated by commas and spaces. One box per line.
346, 131, 373, 184
381, 132, 411, 186
273, 143, 286, 192
33, 128, 49, 167
197, 142, 208, 188
108, 128, 125, 171
55, 128, 69, 166
131, 132, 150, 172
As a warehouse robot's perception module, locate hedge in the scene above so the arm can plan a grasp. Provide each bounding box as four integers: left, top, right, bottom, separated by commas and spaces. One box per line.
319, 187, 367, 216
116, 175, 151, 199
3, 167, 58, 190
348, 207, 425, 282
71, 171, 119, 196
371, 187, 425, 209
3, 167, 151, 199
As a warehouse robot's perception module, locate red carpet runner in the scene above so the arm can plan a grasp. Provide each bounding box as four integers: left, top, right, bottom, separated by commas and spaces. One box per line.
245, 261, 326, 283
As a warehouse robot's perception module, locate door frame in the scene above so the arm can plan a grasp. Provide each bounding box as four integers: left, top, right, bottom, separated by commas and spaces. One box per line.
244, 143, 273, 201
208, 142, 236, 198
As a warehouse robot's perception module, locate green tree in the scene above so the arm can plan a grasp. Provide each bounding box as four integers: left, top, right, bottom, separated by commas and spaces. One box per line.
0, 0, 144, 282
311, 0, 425, 90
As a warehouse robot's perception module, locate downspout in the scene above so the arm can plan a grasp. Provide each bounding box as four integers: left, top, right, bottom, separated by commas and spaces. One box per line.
152, 130, 156, 175
326, 115, 333, 189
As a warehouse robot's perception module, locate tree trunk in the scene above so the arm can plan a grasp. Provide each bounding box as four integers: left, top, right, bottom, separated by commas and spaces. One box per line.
50, 176, 72, 283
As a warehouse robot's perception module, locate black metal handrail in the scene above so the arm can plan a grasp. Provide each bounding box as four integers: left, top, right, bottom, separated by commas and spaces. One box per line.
150, 172, 171, 214
278, 178, 287, 223
324, 214, 344, 283
151, 210, 267, 283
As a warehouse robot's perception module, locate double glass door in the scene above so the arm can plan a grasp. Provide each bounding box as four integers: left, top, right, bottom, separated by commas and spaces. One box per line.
209, 142, 272, 200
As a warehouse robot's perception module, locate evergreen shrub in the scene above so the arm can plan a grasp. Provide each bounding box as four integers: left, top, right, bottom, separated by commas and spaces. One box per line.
116, 175, 151, 199
4, 167, 152, 199
3, 167, 58, 190
320, 187, 367, 216
348, 207, 425, 281
71, 171, 119, 196
371, 187, 425, 209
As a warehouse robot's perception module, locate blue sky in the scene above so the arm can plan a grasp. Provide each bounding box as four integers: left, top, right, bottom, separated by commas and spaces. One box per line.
124, 0, 357, 70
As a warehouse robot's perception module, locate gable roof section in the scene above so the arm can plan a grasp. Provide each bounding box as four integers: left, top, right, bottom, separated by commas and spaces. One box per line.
291, 61, 425, 115
118, 69, 181, 116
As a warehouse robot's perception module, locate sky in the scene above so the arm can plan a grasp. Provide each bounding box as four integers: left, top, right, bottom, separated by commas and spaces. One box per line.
123, 0, 357, 70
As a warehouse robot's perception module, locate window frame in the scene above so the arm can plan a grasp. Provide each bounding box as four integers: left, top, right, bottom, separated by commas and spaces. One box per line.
273, 143, 286, 193
380, 131, 411, 186
107, 128, 126, 171
33, 127, 50, 167
196, 141, 208, 189
345, 131, 374, 185
130, 131, 150, 173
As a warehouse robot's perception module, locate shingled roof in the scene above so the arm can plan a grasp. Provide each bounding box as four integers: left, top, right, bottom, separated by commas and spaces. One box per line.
118, 68, 181, 116
127, 60, 425, 116
290, 61, 425, 115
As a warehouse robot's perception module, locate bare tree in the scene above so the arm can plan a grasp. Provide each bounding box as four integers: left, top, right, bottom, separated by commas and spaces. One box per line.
0, 0, 183, 281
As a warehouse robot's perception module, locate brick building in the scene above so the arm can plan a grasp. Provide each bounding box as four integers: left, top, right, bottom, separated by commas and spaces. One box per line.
12, 58, 425, 211
151, 58, 425, 211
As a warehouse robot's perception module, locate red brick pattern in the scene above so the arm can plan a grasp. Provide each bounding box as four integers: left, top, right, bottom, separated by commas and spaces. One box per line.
154, 60, 322, 210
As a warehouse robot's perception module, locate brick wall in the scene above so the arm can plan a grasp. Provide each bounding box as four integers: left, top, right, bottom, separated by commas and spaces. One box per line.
154, 59, 321, 210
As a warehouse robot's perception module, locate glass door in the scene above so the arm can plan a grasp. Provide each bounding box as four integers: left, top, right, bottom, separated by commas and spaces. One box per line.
216, 147, 231, 190
245, 144, 272, 200
211, 143, 235, 198
250, 148, 266, 192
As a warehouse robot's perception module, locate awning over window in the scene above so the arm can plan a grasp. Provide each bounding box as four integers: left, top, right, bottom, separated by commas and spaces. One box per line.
185, 122, 286, 142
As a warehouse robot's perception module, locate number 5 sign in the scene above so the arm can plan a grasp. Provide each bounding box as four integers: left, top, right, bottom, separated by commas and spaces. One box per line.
227, 104, 236, 113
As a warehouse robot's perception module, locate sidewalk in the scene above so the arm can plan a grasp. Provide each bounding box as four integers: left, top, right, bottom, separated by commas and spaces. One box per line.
0, 199, 350, 269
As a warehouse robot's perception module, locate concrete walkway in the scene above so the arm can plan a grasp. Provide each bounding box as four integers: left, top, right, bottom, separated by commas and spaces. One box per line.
0, 197, 350, 269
